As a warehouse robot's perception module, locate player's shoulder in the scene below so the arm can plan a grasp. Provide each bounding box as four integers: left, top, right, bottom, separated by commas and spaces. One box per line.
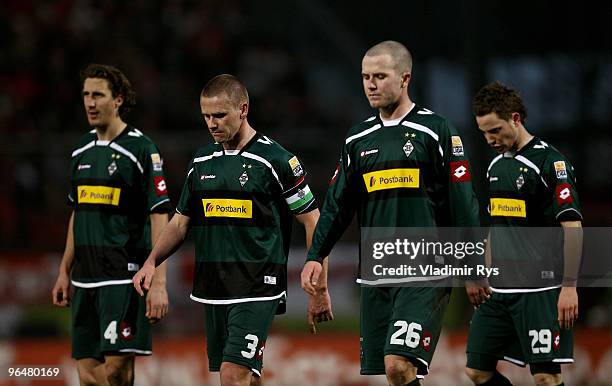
192, 142, 222, 161
115, 126, 160, 151
405, 105, 453, 133
344, 115, 380, 143
523, 137, 571, 166
71, 130, 97, 155
248, 133, 295, 161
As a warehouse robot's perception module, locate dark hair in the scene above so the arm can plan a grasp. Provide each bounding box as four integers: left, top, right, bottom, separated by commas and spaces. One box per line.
472, 81, 528, 123
200, 74, 249, 107
80, 63, 136, 118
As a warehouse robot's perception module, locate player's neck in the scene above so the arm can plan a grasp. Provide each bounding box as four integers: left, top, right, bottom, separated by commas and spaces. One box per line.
223, 122, 256, 151
515, 126, 533, 152
379, 97, 414, 121
95, 119, 127, 142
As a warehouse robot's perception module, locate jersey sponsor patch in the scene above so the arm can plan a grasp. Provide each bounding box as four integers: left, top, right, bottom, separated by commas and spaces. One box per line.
450, 161, 471, 182
490, 198, 526, 218
202, 198, 253, 219
554, 161, 567, 179
77, 185, 121, 206
154, 176, 167, 196
288, 156, 304, 177
451, 136, 464, 156
556, 183, 573, 205
362, 168, 419, 193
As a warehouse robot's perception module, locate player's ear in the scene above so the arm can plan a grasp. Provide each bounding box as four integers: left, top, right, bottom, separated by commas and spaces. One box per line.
240, 102, 248, 119
114, 95, 124, 110
401, 72, 411, 88
510, 112, 521, 127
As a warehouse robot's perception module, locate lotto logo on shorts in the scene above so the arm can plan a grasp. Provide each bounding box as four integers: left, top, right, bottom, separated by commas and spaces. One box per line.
77, 185, 121, 206
490, 198, 527, 218
202, 199, 253, 218
556, 183, 573, 205
362, 168, 420, 193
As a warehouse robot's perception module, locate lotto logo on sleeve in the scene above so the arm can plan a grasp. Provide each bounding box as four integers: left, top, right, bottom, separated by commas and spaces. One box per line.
362, 168, 419, 193
450, 161, 471, 182
153, 176, 167, 196
77, 185, 121, 206
556, 183, 573, 205
202, 199, 253, 218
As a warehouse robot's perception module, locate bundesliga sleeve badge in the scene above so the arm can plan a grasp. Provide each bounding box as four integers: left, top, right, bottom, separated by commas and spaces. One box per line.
451, 136, 464, 156
554, 161, 567, 179
288, 156, 304, 177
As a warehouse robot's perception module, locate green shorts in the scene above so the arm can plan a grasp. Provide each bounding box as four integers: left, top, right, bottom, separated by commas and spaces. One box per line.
204, 299, 279, 376
360, 286, 451, 378
71, 284, 152, 360
466, 288, 573, 371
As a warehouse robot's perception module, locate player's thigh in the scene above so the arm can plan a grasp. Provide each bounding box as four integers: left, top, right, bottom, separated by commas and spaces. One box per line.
384, 286, 451, 377
359, 286, 393, 375
104, 354, 135, 383
511, 290, 573, 365
71, 287, 103, 360
204, 303, 229, 372
97, 284, 152, 356
209, 300, 279, 376
466, 293, 524, 369
76, 358, 105, 385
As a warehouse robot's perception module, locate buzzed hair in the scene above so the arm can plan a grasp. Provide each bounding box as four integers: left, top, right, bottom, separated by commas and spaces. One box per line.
200, 74, 249, 107
472, 81, 528, 123
364, 40, 412, 74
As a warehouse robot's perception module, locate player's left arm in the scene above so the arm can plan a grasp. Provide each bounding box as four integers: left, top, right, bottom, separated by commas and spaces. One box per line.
296, 209, 333, 333
558, 220, 582, 330
146, 212, 170, 323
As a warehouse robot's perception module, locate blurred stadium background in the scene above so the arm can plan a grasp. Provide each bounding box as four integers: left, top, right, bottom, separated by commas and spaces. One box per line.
1, 1, 611, 385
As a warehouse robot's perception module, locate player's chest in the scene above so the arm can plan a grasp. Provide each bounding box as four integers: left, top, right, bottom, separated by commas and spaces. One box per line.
489, 160, 541, 195
353, 128, 433, 170
193, 156, 272, 193
73, 147, 137, 184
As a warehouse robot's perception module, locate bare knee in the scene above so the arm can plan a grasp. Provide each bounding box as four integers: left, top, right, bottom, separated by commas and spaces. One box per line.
77, 359, 106, 386
105, 356, 134, 386
384, 355, 417, 386
465, 367, 494, 384
533, 373, 562, 386
220, 362, 253, 386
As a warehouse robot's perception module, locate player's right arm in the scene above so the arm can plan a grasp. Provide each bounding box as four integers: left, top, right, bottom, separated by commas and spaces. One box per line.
133, 213, 190, 296
305, 144, 357, 263
52, 211, 75, 307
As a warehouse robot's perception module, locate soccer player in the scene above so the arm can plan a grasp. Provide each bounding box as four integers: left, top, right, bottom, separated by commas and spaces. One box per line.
52, 64, 172, 385
301, 40, 481, 386
132, 74, 332, 386
465, 81, 582, 386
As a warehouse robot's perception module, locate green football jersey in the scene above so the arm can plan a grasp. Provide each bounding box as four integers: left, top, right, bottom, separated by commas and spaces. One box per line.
487, 137, 582, 291
176, 133, 316, 305
307, 104, 480, 281
68, 126, 172, 287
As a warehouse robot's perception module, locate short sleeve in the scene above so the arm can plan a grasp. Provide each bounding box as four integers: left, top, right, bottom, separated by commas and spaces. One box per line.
544, 155, 583, 222
278, 154, 317, 215
142, 143, 172, 213
175, 163, 194, 217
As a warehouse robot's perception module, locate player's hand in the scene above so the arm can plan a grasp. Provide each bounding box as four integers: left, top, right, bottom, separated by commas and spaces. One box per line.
301, 261, 323, 296
146, 282, 169, 324
133, 262, 155, 297
465, 279, 491, 308
307, 289, 334, 334
52, 272, 71, 307
558, 286, 578, 330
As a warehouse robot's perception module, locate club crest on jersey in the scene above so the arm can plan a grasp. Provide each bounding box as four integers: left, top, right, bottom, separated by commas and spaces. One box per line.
451, 136, 464, 156
403, 140, 414, 158
239, 170, 249, 187
516, 174, 525, 190
554, 161, 567, 179
108, 161, 117, 175
288, 156, 304, 177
